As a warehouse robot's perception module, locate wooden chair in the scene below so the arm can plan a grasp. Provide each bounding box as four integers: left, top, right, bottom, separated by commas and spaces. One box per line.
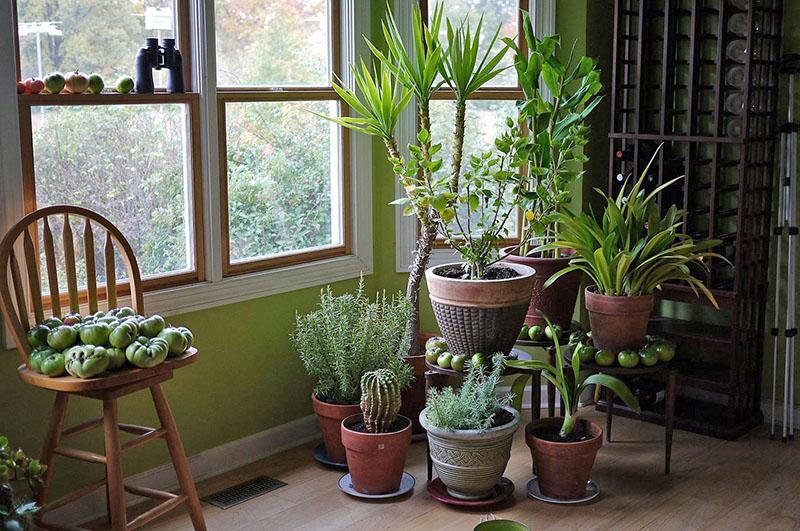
0, 205, 206, 531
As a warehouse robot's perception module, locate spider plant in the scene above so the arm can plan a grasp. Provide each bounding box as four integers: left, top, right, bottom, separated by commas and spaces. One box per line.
537, 147, 727, 307
506, 318, 640, 437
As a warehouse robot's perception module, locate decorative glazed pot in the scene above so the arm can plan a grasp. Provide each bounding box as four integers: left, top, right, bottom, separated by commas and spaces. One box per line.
311, 394, 360, 465
341, 414, 412, 495
526, 417, 603, 500
500, 247, 582, 329
420, 406, 520, 500
584, 286, 654, 353
425, 262, 536, 358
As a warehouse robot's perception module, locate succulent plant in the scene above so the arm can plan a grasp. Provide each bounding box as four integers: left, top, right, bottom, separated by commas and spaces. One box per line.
360, 369, 402, 433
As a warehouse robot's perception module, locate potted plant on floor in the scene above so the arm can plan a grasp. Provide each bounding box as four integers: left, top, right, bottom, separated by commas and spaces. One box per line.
537, 149, 726, 352
499, 12, 603, 329
292, 280, 412, 465
506, 320, 640, 500
1, 435, 45, 530
420, 355, 520, 500
341, 368, 412, 495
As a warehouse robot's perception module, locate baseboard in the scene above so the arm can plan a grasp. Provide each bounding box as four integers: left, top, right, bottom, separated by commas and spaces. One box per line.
49, 414, 320, 526
760, 399, 800, 430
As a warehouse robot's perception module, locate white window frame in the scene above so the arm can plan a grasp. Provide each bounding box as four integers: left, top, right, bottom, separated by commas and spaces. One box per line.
0, 0, 372, 321
394, 0, 555, 272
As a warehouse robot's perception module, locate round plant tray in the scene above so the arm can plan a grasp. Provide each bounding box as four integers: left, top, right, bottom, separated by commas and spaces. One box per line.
526, 477, 599, 504
313, 443, 348, 470
338, 472, 415, 499
427, 477, 514, 507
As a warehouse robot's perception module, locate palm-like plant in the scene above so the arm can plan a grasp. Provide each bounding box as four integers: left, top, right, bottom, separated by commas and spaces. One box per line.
538, 148, 727, 307
506, 318, 640, 437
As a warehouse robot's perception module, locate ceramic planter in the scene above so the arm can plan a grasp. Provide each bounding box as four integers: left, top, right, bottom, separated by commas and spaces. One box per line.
500, 247, 582, 329
341, 414, 412, 495
311, 394, 360, 464
526, 417, 603, 500
420, 406, 520, 500
425, 262, 536, 357
584, 286, 654, 353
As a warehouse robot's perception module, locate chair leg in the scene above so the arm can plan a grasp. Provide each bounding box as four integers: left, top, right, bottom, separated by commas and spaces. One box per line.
103, 398, 127, 531
150, 384, 207, 531
38, 392, 69, 506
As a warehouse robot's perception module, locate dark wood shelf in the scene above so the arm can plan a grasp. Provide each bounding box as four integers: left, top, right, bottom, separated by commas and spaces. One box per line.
647, 316, 733, 351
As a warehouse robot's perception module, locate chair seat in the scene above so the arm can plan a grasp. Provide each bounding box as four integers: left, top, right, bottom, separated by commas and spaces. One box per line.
17, 348, 198, 393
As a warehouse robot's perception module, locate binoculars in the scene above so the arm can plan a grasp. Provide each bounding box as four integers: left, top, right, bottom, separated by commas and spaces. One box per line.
135, 38, 185, 94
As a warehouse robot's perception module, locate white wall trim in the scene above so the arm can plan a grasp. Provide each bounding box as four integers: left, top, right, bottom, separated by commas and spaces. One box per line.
49, 414, 320, 527
394, 0, 556, 272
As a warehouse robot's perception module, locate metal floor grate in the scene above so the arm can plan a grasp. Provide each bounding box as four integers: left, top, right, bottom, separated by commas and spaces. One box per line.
202, 475, 287, 510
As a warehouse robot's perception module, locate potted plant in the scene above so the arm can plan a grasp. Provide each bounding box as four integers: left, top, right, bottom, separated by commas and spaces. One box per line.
341, 369, 412, 495
506, 321, 640, 500
420, 355, 520, 500
292, 280, 412, 465
1, 435, 45, 530
538, 149, 726, 352
499, 12, 604, 330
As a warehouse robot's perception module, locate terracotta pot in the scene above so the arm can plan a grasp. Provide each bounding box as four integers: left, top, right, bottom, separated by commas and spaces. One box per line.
425, 262, 536, 358
341, 414, 412, 495
584, 286, 654, 353
526, 417, 603, 500
420, 406, 520, 500
399, 353, 428, 435
311, 394, 361, 464
500, 247, 582, 329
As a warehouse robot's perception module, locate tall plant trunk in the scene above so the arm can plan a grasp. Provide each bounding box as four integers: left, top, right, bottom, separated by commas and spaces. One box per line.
449, 100, 466, 192
406, 224, 437, 356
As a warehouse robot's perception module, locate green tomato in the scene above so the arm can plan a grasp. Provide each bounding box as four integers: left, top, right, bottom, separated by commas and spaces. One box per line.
65, 345, 110, 379
79, 322, 112, 346
96, 315, 120, 327
528, 325, 545, 341
545, 324, 562, 341
594, 348, 615, 367
62, 313, 82, 326
639, 345, 659, 367
125, 337, 169, 368
110, 306, 136, 318
43, 317, 63, 329
46, 325, 78, 351
437, 352, 453, 369
471, 352, 487, 369
425, 336, 448, 351
519, 325, 530, 340
105, 347, 127, 370
450, 354, 467, 371
26, 324, 50, 347
139, 315, 166, 338
574, 342, 597, 364
425, 348, 440, 364
40, 352, 66, 377
109, 320, 139, 349
177, 326, 194, 348
569, 330, 588, 345
617, 350, 640, 368
28, 347, 56, 372
652, 341, 676, 362
158, 327, 188, 356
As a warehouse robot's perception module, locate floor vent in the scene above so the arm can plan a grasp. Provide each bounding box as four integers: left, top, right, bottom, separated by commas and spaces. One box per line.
202, 475, 287, 510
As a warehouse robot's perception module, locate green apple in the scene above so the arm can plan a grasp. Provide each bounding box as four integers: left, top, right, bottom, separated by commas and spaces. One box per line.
450, 354, 467, 371
528, 325, 545, 341
617, 350, 640, 368
425, 349, 440, 364
594, 348, 614, 367
471, 352, 487, 369
44, 72, 66, 94
545, 324, 562, 341
652, 341, 676, 362
639, 345, 659, 367
437, 352, 453, 369
87, 73, 104, 94
518, 325, 530, 340
115, 76, 134, 94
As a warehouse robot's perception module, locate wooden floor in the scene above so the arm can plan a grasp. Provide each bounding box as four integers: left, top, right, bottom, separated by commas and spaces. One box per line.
137, 407, 799, 530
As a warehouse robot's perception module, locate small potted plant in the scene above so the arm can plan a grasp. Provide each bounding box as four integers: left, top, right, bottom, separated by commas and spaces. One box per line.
1, 435, 45, 530
506, 320, 640, 500
499, 13, 603, 329
420, 355, 520, 500
538, 149, 725, 352
341, 368, 412, 495
292, 280, 412, 465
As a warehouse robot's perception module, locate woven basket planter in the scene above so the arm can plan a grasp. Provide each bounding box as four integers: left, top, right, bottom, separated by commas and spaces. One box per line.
425, 262, 536, 358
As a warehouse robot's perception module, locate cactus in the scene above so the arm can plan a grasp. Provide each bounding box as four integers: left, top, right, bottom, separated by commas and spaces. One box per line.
360, 369, 403, 433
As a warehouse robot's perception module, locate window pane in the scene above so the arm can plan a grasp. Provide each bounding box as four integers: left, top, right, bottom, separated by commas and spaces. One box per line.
432, 0, 519, 87
215, 0, 330, 87
16, 1, 175, 83
32, 105, 193, 279
225, 100, 342, 262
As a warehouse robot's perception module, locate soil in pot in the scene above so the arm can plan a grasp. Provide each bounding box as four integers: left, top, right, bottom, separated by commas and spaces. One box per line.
434, 265, 520, 280
526, 417, 603, 500
312, 394, 361, 465
342, 414, 412, 495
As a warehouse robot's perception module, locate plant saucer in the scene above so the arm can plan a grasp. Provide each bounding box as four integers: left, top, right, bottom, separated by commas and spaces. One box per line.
313, 443, 348, 470
526, 477, 599, 504
338, 472, 415, 499
427, 477, 514, 507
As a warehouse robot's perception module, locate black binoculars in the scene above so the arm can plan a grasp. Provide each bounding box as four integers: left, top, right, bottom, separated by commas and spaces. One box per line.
135, 38, 185, 94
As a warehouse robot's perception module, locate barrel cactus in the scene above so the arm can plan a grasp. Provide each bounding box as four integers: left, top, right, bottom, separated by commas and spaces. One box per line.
360, 369, 402, 433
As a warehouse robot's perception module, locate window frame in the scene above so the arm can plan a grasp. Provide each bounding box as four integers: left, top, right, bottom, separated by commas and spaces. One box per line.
395, 0, 555, 271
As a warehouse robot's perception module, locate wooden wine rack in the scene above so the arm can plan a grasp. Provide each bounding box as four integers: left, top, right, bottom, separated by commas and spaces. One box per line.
606, 0, 783, 438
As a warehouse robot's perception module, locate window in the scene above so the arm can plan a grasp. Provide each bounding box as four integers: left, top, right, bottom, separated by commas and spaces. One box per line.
215, 0, 350, 275
13, 1, 203, 293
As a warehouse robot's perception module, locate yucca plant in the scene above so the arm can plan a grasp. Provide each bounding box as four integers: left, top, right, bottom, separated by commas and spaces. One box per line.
538, 148, 727, 307
506, 318, 640, 437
